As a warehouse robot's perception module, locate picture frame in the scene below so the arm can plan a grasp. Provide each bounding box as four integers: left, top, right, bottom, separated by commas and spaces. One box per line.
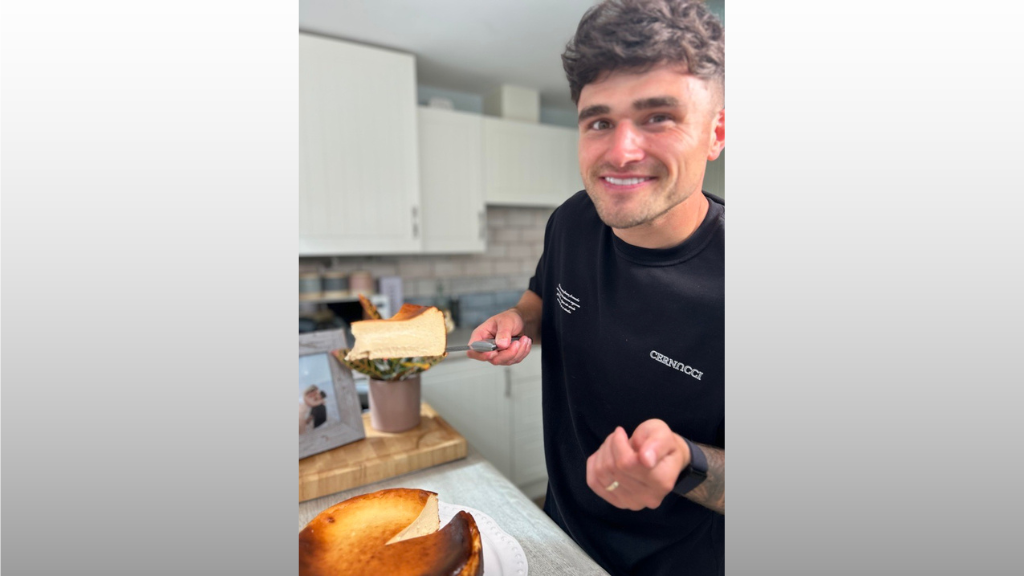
299, 329, 365, 459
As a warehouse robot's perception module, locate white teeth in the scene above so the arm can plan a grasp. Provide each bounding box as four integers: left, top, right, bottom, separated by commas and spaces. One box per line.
605, 177, 648, 186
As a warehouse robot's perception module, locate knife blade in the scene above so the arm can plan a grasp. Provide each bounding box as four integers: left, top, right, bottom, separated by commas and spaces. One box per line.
446, 335, 523, 353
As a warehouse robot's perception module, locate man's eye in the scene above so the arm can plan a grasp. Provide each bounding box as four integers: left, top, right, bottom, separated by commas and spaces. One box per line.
647, 113, 673, 124
588, 119, 611, 130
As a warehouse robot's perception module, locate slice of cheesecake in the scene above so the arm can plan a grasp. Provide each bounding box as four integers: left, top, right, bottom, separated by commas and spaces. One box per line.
345, 304, 447, 361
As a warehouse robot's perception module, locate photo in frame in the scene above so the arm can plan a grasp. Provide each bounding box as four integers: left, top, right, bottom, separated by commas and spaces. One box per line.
299, 329, 365, 459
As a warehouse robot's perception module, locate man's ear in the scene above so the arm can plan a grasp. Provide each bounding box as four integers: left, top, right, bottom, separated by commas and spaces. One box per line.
707, 108, 725, 161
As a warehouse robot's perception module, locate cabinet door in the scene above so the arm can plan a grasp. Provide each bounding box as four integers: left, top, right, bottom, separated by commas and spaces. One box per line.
483, 118, 582, 207
560, 127, 585, 199
421, 360, 511, 478
418, 107, 486, 253
509, 352, 547, 488
299, 34, 421, 255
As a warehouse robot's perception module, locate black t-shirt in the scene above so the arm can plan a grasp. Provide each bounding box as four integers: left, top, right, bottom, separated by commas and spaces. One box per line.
528, 190, 725, 576
311, 404, 327, 428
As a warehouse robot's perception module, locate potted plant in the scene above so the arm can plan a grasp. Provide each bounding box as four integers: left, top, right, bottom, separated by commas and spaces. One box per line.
332, 296, 446, 433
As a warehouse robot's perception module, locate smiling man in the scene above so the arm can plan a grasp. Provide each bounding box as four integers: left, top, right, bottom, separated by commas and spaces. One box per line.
467, 1, 725, 574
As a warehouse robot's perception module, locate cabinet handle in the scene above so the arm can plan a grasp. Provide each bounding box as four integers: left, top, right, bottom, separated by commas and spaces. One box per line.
479, 209, 486, 240
412, 206, 419, 238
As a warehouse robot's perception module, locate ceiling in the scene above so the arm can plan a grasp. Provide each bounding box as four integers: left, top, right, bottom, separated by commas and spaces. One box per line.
298, 0, 601, 112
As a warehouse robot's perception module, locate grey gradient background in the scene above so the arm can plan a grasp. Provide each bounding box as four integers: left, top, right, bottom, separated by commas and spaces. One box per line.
2, 1, 297, 575
727, 1, 1024, 574
3, 1, 1024, 575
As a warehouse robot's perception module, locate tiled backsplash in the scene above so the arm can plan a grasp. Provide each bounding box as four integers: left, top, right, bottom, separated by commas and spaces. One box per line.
300, 206, 554, 325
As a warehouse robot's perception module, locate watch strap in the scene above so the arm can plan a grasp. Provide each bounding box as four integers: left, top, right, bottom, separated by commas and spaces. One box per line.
672, 437, 708, 496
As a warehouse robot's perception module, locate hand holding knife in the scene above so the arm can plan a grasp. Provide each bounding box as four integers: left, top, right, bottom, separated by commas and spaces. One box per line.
446, 335, 523, 353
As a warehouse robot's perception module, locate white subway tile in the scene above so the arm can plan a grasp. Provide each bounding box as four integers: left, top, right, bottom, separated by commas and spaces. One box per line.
494, 229, 520, 243
508, 244, 533, 258
520, 228, 545, 242
486, 244, 508, 258
433, 261, 465, 277
398, 260, 433, 279
464, 260, 495, 276
494, 260, 522, 275
507, 210, 535, 227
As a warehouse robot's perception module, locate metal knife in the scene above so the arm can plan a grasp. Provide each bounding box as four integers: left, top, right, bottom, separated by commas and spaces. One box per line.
446, 335, 523, 353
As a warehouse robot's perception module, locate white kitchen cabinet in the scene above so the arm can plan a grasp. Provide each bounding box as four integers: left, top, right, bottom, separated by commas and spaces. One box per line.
421, 352, 547, 497
483, 117, 584, 207
508, 352, 547, 500
299, 34, 421, 255
421, 358, 512, 477
418, 107, 486, 253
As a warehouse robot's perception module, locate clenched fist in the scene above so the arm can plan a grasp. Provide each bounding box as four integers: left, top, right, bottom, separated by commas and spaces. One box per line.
586, 419, 691, 510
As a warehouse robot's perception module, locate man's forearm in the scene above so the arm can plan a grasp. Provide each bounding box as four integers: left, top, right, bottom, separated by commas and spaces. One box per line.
684, 443, 724, 514
512, 290, 543, 343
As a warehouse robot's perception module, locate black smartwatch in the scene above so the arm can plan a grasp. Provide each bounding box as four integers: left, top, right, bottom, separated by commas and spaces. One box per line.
672, 437, 708, 496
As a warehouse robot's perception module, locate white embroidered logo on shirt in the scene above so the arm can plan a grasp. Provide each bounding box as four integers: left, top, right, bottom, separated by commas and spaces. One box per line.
650, 350, 703, 381
556, 284, 580, 314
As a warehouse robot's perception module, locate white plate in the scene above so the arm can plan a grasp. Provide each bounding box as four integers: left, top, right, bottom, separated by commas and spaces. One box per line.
438, 502, 528, 576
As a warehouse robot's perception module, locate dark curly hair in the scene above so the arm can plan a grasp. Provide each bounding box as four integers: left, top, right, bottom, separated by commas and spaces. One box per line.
562, 0, 724, 105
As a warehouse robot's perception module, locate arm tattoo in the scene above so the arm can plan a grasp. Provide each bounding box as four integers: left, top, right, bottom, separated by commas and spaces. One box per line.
684, 443, 724, 514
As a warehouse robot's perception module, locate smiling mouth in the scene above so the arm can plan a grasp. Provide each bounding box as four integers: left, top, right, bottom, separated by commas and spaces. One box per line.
601, 176, 656, 188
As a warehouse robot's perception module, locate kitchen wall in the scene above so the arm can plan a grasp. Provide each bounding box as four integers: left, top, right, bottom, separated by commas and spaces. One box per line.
299, 205, 554, 324
418, 85, 578, 129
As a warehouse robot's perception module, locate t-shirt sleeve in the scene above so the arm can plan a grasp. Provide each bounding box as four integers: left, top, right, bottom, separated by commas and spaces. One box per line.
527, 206, 559, 300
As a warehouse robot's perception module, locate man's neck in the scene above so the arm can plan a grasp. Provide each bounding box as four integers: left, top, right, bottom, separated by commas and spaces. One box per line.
612, 192, 710, 249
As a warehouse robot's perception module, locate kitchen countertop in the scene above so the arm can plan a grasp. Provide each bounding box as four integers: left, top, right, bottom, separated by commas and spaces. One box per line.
298, 445, 609, 576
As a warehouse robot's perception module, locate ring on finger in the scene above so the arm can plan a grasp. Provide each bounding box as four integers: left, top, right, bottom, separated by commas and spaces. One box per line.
606, 480, 620, 492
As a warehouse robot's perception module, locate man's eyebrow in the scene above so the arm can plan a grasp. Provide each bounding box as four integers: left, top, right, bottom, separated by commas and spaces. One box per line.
578, 105, 610, 123
578, 97, 681, 123
633, 96, 680, 110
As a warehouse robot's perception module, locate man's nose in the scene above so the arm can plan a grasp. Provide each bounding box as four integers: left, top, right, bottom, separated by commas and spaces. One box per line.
605, 121, 645, 167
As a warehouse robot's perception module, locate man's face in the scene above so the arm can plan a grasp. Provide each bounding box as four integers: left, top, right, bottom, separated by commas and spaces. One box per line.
576, 63, 724, 230
304, 390, 323, 407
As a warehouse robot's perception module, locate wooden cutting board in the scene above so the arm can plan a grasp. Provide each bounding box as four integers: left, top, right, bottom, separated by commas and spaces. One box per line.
299, 402, 467, 502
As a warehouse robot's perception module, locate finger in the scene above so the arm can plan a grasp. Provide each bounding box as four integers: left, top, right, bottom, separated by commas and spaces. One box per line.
592, 459, 646, 511
468, 320, 498, 344
493, 311, 524, 349
590, 434, 615, 484
615, 429, 672, 494
636, 432, 681, 470
609, 474, 651, 511
628, 418, 668, 451
586, 451, 604, 495
586, 451, 595, 487
465, 349, 497, 362
467, 319, 500, 362
609, 426, 639, 472
493, 322, 519, 349
593, 441, 627, 508
491, 339, 522, 366
645, 449, 688, 496
628, 419, 674, 468
509, 336, 532, 365
608, 427, 655, 491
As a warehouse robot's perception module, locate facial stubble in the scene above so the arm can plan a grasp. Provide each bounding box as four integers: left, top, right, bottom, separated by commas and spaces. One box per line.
584, 166, 693, 230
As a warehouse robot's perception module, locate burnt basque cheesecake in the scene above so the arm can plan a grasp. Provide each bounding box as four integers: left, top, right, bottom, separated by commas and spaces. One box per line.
299, 488, 483, 576
345, 304, 448, 361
